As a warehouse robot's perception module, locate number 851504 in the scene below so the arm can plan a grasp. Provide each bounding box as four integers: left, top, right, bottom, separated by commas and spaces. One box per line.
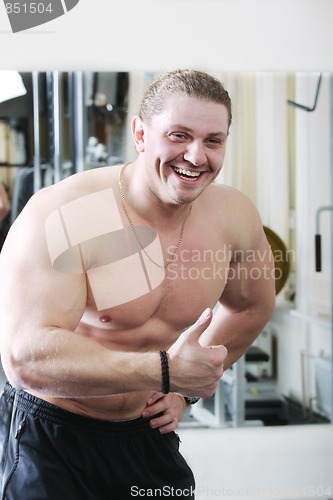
5, 3, 53, 14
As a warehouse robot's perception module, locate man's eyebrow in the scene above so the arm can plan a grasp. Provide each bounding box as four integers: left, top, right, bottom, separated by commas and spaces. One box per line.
168, 124, 192, 131
169, 124, 227, 137
208, 131, 228, 138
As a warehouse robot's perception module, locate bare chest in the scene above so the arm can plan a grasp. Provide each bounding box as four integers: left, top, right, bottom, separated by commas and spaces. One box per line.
79, 237, 230, 349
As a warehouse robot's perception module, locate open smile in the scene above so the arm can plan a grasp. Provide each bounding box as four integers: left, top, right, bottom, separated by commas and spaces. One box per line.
172, 166, 203, 181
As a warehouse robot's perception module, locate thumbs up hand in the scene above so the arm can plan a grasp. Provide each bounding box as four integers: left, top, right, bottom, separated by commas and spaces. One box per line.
167, 308, 228, 398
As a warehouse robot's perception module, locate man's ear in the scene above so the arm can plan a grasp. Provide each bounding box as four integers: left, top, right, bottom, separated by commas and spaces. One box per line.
131, 116, 145, 153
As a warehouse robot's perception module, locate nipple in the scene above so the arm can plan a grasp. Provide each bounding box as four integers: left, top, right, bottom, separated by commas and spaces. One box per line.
99, 314, 111, 323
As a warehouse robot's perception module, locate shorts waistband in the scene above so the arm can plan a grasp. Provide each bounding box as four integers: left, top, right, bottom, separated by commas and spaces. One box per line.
3, 381, 16, 401
11, 384, 157, 436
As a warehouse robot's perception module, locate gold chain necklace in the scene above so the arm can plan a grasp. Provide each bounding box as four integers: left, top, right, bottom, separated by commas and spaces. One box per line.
118, 164, 193, 269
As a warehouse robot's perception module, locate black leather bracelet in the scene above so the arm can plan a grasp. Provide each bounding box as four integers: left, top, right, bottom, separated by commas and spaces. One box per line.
159, 351, 170, 394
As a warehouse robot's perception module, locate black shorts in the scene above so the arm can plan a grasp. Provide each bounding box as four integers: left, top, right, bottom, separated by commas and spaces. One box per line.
1, 384, 195, 499
0, 383, 15, 489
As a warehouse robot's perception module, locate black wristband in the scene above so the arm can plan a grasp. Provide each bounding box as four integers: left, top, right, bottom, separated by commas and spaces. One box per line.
159, 351, 170, 394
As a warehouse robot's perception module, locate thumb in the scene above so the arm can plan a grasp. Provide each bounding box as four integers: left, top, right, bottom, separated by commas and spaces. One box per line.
208, 344, 228, 361
185, 308, 213, 342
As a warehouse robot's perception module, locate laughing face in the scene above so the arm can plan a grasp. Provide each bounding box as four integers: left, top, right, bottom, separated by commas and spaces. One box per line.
132, 95, 230, 206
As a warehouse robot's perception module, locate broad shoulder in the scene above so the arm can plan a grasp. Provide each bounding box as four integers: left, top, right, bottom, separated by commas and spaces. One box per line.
2, 166, 120, 257
203, 182, 259, 216
34, 166, 119, 211
202, 182, 265, 249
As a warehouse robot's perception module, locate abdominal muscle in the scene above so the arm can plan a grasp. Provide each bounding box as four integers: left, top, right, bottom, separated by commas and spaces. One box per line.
43, 391, 154, 422
32, 314, 179, 422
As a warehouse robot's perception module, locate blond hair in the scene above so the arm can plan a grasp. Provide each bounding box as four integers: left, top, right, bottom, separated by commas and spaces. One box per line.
139, 69, 232, 129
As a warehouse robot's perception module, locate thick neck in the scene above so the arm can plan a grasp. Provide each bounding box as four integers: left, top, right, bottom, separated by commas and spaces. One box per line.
119, 162, 193, 230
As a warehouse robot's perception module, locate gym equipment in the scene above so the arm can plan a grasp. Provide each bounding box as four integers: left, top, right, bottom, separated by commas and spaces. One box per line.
181, 341, 288, 428
181, 226, 290, 428
10, 167, 34, 224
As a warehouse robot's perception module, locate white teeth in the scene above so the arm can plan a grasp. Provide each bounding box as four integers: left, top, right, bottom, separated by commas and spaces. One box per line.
173, 167, 201, 178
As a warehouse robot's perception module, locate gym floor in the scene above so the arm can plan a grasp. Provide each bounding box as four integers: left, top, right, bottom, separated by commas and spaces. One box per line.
178, 423, 333, 500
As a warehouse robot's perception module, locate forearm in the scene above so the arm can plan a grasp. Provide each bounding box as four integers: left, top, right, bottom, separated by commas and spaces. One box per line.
2, 327, 162, 398
2, 310, 228, 400
199, 305, 273, 369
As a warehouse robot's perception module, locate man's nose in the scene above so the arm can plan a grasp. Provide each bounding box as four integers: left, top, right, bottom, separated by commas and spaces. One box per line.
183, 141, 207, 167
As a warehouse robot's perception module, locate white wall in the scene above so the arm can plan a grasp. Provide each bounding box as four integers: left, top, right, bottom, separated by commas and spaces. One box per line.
0, 0, 333, 72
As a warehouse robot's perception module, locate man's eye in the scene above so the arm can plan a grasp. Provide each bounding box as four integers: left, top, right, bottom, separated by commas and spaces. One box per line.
206, 138, 222, 147
170, 132, 188, 141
